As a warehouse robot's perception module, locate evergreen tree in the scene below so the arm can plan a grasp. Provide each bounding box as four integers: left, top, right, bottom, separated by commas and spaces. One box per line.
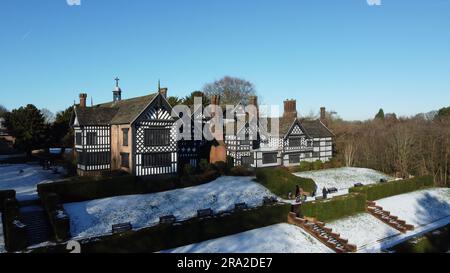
375, 108, 385, 120
182, 91, 210, 108
0, 104, 8, 118
51, 106, 74, 152
436, 106, 450, 119
167, 96, 183, 108
4, 104, 48, 156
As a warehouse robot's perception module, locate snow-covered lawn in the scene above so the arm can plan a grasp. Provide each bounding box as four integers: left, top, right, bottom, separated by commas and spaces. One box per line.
377, 188, 450, 228
64, 176, 277, 239
0, 164, 64, 201
0, 213, 4, 253
328, 188, 450, 252
295, 167, 393, 196
327, 213, 401, 250
161, 223, 333, 253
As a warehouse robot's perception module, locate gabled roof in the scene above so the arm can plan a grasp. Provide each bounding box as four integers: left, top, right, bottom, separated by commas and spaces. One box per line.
96, 94, 158, 124
300, 119, 335, 138
260, 117, 334, 139
73, 93, 159, 126
73, 107, 119, 126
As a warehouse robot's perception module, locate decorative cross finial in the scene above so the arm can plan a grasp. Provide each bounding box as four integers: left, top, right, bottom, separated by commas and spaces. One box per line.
115, 77, 120, 87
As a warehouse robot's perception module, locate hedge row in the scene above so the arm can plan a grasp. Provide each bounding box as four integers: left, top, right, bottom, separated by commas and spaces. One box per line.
298, 193, 367, 222
31, 204, 292, 253
349, 176, 434, 201
0, 190, 16, 213
255, 167, 317, 198
38, 170, 220, 203
41, 193, 71, 242
1, 197, 28, 252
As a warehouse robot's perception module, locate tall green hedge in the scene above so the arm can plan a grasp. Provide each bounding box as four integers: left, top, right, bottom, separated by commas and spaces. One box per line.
255, 167, 317, 198
38, 170, 219, 203
0, 190, 16, 213
349, 176, 434, 201
30, 204, 292, 253
299, 193, 366, 222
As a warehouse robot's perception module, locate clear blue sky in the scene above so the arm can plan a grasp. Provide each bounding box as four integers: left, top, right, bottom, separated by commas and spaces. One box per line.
1, 0, 450, 120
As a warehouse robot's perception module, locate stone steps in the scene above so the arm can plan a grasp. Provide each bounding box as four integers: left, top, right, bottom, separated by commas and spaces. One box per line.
19, 205, 54, 247
288, 213, 357, 253
366, 201, 414, 233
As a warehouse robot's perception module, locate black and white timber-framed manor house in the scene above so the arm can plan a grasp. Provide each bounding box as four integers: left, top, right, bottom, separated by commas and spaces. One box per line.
70, 79, 335, 177
71, 80, 184, 177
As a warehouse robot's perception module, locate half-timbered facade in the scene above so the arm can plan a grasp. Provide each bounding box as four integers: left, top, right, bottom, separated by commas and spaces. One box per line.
224, 98, 335, 168
71, 82, 181, 177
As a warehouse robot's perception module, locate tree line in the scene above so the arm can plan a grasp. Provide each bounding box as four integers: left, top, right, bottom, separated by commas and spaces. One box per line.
329, 108, 450, 186
0, 104, 73, 157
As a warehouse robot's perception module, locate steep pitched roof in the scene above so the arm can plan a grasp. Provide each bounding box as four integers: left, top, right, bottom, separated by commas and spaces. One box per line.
96, 94, 158, 124
73, 93, 158, 126
301, 119, 335, 138
261, 116, 297, 137
73, 107, 119, 126
260, 117, 334, 138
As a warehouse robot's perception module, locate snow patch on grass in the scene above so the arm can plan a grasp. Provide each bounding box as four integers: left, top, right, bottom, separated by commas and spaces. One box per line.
294, 167, 393, 195
64, 176, 277, 239
161, 223, 333, 253
327, 213, 400, 249
377, 188, 450, 227
0, 164, 64, 201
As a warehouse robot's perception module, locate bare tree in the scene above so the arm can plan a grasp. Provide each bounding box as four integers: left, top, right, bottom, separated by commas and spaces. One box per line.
203, 76, 257, 106
41, 108, 55, 124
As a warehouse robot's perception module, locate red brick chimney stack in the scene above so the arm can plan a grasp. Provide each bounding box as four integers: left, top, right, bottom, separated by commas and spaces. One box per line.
320, 107, 326, 120
79, 93, 87, 108
283, 99, 298, 119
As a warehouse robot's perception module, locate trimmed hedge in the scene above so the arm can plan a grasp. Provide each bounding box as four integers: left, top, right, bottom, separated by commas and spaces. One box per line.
31, 203, 292, 253
299, 193, 367, 222
38, 170, 219, 203
1, 198, 28, 252
349, 176, 434, 201
255, 167, 317, 198
41, 193, 71, 242
0, 190, 16, 213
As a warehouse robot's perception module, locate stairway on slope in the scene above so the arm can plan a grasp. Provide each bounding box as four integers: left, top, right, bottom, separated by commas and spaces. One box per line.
366, 201, 414, 233
288, 213, 357, 253
19, 202, 54, 247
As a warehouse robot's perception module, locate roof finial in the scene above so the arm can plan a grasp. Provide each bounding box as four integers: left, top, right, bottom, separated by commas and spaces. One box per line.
115, 77, 120, 87
158, 79, 161, 91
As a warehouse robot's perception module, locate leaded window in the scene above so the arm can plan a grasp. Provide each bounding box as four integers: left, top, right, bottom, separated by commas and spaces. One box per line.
142, 153, 171, 167
144, 128, 170, 146
86, 132, 97, 145
262, 153, 277, 164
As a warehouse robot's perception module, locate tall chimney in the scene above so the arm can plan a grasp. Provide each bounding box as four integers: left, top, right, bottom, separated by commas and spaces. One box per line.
320, 107, 326, 120
159, 87, 168, 98
283, 99, 297, 119
211, 95, 220, 106
79, 93, 87, 108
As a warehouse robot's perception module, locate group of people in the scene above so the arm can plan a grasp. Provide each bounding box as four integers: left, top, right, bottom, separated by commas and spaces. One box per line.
289, 185, 329, 204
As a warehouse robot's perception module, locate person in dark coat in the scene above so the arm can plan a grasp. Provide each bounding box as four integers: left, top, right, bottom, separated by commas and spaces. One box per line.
322, 187, 328, 199
295, 185, 301, 198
